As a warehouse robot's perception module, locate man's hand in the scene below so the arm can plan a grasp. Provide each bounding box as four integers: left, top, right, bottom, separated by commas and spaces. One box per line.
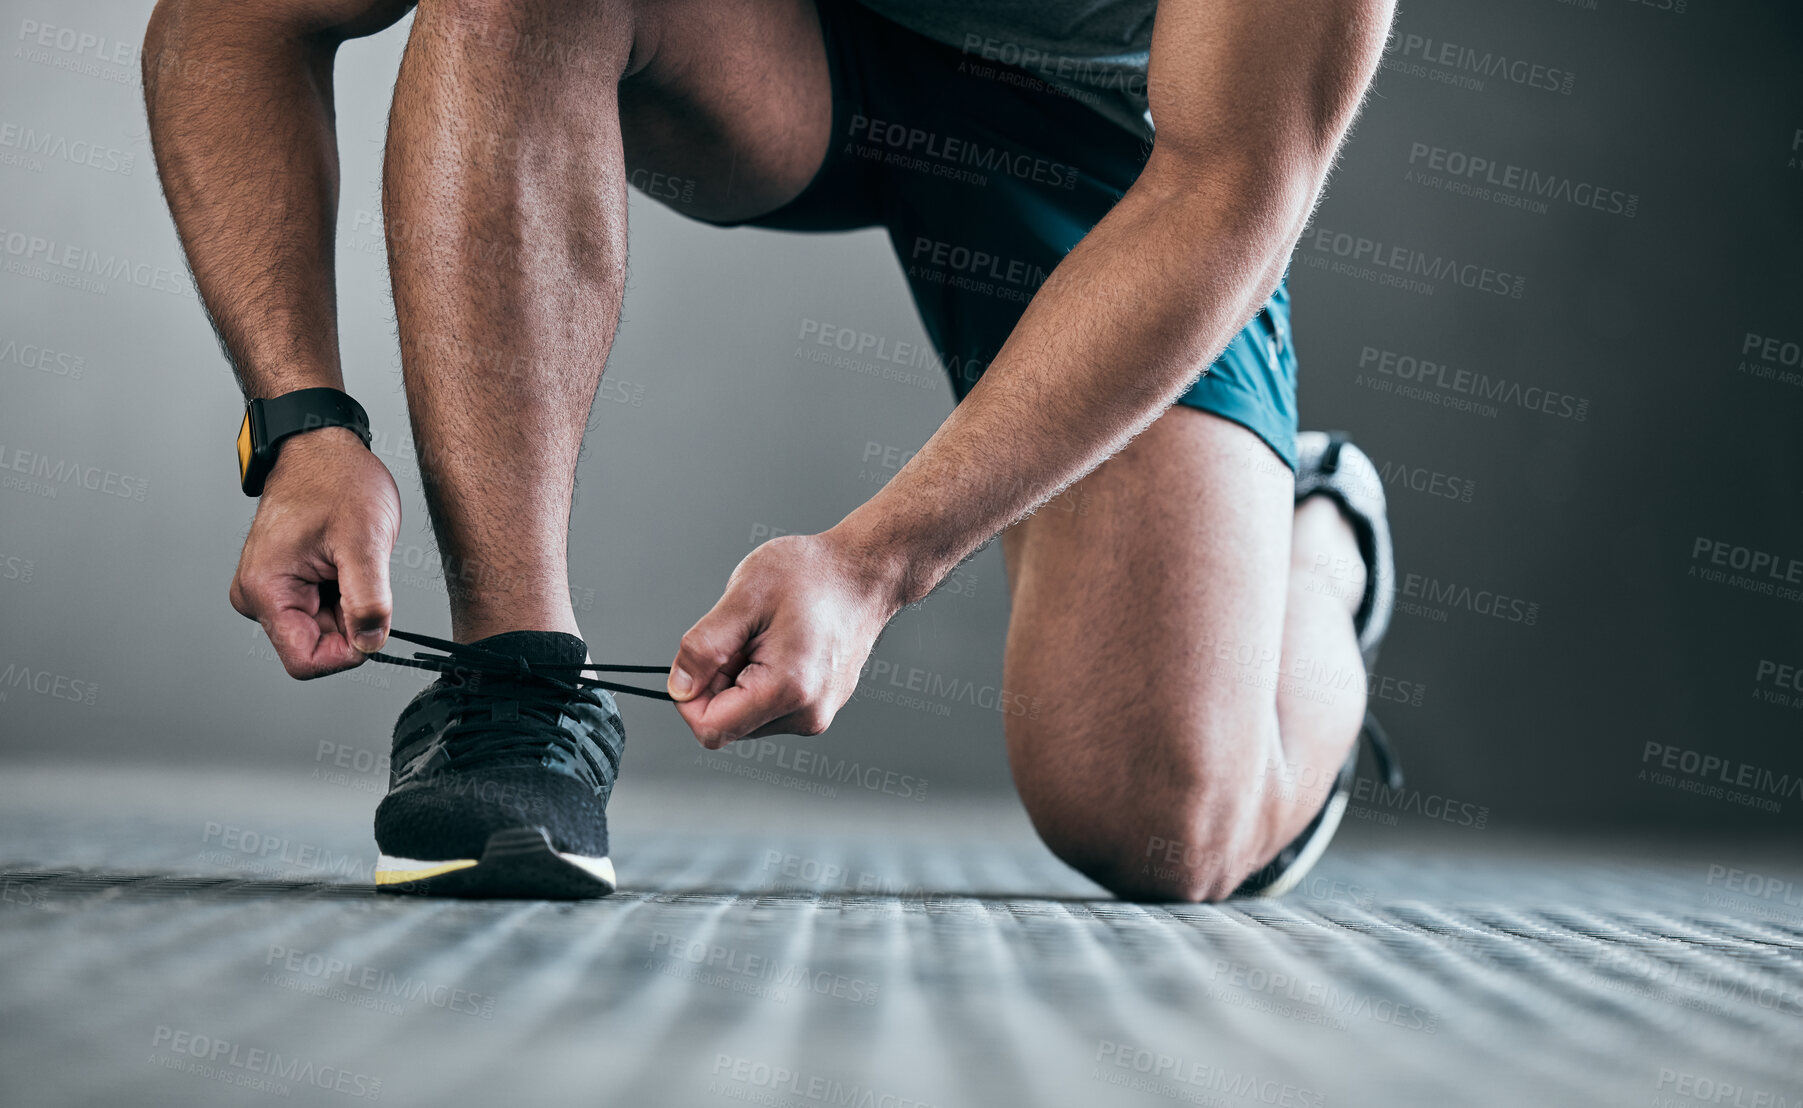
667, 532, 899, 748
229, 428, 402, 679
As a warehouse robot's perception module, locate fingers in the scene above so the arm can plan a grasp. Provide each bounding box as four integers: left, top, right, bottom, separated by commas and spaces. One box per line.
231, 440, 403, 681
672, 584, 836, 746
669, 597, 761, 703
677, 661, 832, 749
670, 535, 881, 747
675, 633, 845, 749
232, 534, 392, 680
331, 538, 394, 654
235, 574, 366, 680
272, 606, 363, 679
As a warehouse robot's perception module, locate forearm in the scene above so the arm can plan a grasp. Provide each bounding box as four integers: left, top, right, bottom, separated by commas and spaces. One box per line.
835, 152, 1311, 607
143, 1, 352, 396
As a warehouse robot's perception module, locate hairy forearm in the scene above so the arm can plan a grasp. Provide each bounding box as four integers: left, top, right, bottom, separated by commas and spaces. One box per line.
143, 2, 349, 396
834, 150, 1315, 607
831, 0, 1392, 612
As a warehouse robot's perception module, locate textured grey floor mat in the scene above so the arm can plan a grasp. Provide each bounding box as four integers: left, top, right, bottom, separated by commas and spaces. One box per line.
1, 765, 1799, 1108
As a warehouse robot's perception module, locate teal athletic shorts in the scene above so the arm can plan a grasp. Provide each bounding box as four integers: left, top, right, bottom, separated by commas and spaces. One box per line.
705, 0, 1300, 470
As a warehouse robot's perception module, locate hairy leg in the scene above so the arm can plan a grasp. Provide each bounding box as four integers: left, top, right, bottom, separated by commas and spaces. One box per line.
1000, 407, 1367, 901
383, 0, 830, 642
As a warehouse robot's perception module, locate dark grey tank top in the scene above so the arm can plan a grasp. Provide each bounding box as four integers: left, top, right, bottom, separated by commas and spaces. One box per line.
854, 0, 1157, 137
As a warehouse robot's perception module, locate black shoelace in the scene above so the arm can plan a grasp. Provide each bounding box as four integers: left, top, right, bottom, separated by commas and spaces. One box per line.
368, 629, 675, 702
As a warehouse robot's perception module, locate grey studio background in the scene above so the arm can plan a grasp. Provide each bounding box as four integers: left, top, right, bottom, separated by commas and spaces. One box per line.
2, 0, 1801, 840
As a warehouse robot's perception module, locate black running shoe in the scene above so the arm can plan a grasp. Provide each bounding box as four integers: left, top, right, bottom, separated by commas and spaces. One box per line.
367, 629, 666, 899
1237, 431, 1402, 899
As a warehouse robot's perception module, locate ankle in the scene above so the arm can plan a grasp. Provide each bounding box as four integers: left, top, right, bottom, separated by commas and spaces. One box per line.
451, 598, 583, 645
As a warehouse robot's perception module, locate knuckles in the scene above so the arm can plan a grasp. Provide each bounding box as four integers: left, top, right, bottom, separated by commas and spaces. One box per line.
771, 676, 809, 710
791, 709, 831, 737
232, 571, 278, 614
228, 578, 252, 617
678, 630, 731, 671
281, 656, 320, 681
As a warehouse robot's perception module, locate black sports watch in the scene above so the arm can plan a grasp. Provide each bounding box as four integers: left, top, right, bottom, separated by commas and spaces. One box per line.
236, 387, 373, 496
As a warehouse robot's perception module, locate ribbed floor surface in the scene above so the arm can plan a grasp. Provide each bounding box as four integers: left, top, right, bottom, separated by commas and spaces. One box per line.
2, 765, 1798, 1107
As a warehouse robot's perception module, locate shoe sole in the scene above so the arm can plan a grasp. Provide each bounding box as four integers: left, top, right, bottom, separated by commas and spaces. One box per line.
374, 827, 615, 899
1237, 748, 1356, 899
1247, 780, 1351, 899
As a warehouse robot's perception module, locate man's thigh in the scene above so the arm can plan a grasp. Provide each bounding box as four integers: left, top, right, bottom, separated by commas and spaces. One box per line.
999, 406, 1295, 876
617, 0, 833, 223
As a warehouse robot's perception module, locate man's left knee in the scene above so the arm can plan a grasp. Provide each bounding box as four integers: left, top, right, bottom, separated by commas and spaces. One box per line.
1104, 821, 1269, 902
1028, 778, 1271, 903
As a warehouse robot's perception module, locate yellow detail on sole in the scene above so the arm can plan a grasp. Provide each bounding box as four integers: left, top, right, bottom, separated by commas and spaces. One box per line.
374, 859, 478, 885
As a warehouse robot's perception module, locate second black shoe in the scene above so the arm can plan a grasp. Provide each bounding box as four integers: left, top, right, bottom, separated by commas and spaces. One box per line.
371, 630, 629, 899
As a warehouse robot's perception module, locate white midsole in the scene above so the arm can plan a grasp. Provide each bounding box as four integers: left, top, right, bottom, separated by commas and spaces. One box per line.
1256, 789, 1351, 899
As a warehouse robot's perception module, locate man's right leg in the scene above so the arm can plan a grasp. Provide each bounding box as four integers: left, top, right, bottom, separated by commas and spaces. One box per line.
369, 0, 831, 896
383, 0, 832, 642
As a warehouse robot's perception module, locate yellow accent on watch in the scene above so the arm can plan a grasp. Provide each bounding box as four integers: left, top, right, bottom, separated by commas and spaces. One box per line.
236, 388, 372, 497
236, 409, 254, 485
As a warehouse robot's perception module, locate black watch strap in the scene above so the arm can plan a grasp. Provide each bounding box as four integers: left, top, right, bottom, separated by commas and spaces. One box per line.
237, 387, 372, 497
